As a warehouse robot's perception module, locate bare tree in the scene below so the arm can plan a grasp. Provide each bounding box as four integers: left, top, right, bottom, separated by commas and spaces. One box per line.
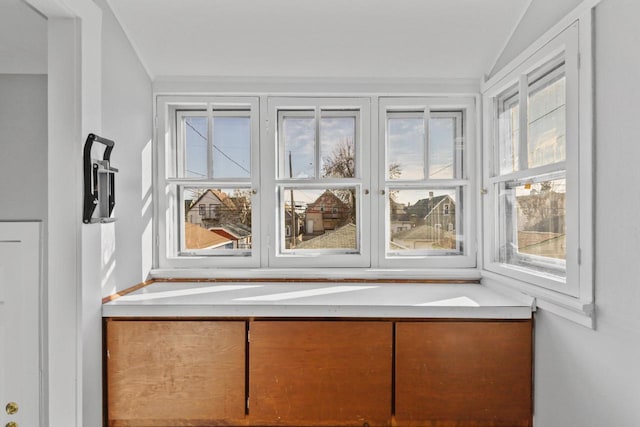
322, 139, 403, 207
322, 139, 402, 181
215, 189, 252, 227
388, 162, 402, 201
321, 138, 355, 178
388, 162, 402, 179
232, 189, 252, 225
320, 140, 403, 222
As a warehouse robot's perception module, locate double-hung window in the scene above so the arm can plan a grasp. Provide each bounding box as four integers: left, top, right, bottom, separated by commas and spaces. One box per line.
482, 17, 594, 321
379, 98, 476, 268
493, 55, 570, 279
156, 96, 260, 268
156, 95, 476, 271
265, 98, 371, 267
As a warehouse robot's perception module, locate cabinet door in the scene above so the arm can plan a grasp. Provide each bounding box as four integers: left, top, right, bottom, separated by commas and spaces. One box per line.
395, 321, 532, 427
106, 320, 246, 427
249, 321, 392, 426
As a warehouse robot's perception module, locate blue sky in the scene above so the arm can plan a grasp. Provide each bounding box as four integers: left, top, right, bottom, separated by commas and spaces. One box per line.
282, 116, 314, 178
184, 112, 458, 206
280, 115, 356, 179
185, 115, 250, 179
388, 116, 456, 180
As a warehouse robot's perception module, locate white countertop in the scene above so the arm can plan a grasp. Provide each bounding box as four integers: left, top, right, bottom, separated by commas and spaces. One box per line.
102, 281, 534, 319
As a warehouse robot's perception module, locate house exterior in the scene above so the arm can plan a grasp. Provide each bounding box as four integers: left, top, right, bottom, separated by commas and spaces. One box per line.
405, 193, 456, 232
187, 189, 239, 229
389, 199, 413, 235
515, 188, 566, 259
304, 190, 353, 235
209, 224, 252, 250
390, 194, 457, 250
284, 207, 303, 240
185, 189, 252, 249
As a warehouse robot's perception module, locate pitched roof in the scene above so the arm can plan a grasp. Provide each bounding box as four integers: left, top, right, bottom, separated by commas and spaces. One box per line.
393, 224, 441, 240
184, 222, 232, 249
407, 195, 453, 219
295, 223, 357, 250
189, 189, 237, 211
306, 190, 349, 210
210, 223, 251, 239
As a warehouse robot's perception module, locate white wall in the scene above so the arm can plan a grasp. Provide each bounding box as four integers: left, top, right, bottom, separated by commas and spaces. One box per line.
489, 0, 583, 77
96, 0, 153, 296
0, 0, 47, 74
39, 0, 151, 423
78, 1, 152, 425
0, 75, 48, 220
492, 0, 640, 425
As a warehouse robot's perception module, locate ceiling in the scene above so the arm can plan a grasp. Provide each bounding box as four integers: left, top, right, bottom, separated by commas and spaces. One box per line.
0, 0, 47, 74
107, 0, 531, 80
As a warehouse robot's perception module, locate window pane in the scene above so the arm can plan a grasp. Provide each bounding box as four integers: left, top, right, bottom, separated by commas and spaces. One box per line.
183, 115, 208, 178
320, 116, 356, 178
528, 71, 566, 168
212, 116, 251, 178
183, 187, 252, 251
387, 117, 424, 180
281, 114, 315, 179
497, 177, 566, 275
282, 188, 357, 251
497, 91, 519, 175
429, 115, 458, 179
388, 188, 460, 253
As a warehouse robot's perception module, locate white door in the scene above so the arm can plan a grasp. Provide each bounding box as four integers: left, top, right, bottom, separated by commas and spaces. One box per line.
0, 222, 41, 427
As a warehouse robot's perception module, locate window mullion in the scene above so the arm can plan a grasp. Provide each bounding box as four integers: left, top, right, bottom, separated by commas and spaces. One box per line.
207, 104, 213, 179
518, 75, 528, 172
178, 112, 186, 178
455, 111, 463, 179
315, 107, 321, 179
424, 108, 430, 179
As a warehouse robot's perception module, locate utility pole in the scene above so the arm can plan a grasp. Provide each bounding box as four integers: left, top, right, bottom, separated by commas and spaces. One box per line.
289, 151, 296, 248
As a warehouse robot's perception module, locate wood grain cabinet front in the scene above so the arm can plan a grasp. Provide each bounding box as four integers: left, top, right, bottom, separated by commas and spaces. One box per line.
247, 321, 393, 427
395, 321, 533, 427
103, 318, 532, 427
105, 320, 247, 427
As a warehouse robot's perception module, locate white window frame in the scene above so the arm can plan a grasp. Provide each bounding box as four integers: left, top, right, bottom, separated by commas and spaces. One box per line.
493, 53, 569, 281
481, 9, 595, 326
153, 92, 479, 275
378, 97, 477, 269
156, 95, 261, 268
264, 97, 371, 268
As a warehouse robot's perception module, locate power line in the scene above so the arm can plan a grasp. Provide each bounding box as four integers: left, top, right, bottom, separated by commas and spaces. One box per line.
429, 161, 454, 177
184, 120, 250, 175
186, 169, 207, 178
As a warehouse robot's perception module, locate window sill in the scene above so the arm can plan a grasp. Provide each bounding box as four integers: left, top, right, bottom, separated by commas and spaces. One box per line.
149, 267, 482, 282
481, 270, 594, 328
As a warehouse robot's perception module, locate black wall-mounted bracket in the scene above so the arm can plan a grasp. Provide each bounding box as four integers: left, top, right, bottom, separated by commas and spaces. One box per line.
83, 133, 118, 224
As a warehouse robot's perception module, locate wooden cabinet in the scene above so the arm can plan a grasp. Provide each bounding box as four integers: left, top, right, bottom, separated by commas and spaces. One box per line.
248, 321, 392, 426
395, 321, 533, 427
105, 320, 246, 427
104, 318, 532, 427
